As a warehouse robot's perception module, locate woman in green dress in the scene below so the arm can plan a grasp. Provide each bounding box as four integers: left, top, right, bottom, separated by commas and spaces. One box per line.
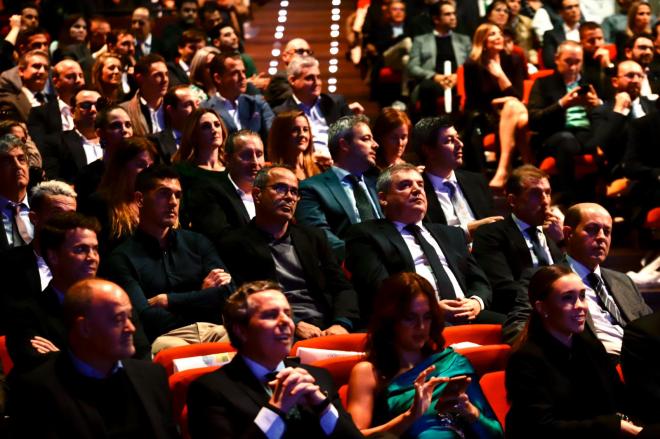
347, 272, 503, 438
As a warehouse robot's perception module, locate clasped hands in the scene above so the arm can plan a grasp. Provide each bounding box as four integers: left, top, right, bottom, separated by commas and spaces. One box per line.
148, 268, 232, 308
433, 73, 457, 89
267, 367, 328, 414
408, 365, 480, 423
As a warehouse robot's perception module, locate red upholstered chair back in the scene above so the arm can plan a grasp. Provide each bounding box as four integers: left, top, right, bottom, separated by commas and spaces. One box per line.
0, 336, 13, 375
169, 365, 221, 439
153, 342, 236, 376
443, 324, 503, 346
310, 354, 365, 389
454, 344, 511, 376
479, 370, 509, 430
290, 333, 367, 356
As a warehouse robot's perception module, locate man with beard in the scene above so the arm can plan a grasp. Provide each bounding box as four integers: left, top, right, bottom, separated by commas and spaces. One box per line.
296, 115, 381, 260
624, 33, 660, 96
187, 280, 362, 438
8, 278, 178, 438
218, 166, 359, 339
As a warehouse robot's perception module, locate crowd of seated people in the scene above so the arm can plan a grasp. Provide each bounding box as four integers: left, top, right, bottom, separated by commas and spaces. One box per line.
0, 0, 659, 438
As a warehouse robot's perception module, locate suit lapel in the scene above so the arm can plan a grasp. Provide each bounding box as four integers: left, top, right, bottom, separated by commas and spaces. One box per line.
290, 226, 322, 297
423, 172, 447, 224
505, 215, 534, 266
363, 171, 383, 217
600, 269, 632, 323
455, 171, 481, 218
323, 171, 358, 223
226, 356, 271, 408
219, 172, 251, 223
237, 96, 251, 130
380, 221, 415, 270
65, 131, 88, 169
212, 98, 238, 132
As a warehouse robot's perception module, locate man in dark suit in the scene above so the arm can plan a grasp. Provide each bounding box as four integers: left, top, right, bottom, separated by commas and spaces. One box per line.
27, 59, 84, 150
621, 311, 660, 424
273, 56, 355, 160
579, 22, 615, 99
590, 60, 655, 177
8, 278, 179, 439
184, 129, 263, 244
504, 203, 652, 352
528, 40, 601, 199
41, 89, 103, 182
296, 115, 381, 260
623, 33, 660, 96
166, 29, 205, 86
0, 180, 77, 335
264, 38, 313, 108
187, 280, 362, 438
542, 0, 581, 69
413, 116, 501, 238
149, 85, 199, 164
159, 0, 199, 61
202, 52, 274, 144
345, 163, 503, 324
0, 49, 50, 123
472, 165, 564, 314
0, 134, 32, 252
407, 0, 471, 117
219, 166, 359, 339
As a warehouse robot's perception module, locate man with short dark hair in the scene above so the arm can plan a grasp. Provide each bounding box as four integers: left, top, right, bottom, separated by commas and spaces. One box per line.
104, 165, 234, 353
346, 163, 502, 323
414, 116, 501, 238
131, 6, 156, 58
296, 115, 381, 259
0, 49, 50, 122
579, 21, 615, 99
185, 129, 264, 243
8, 278, 178, 438
0, 134, 32, 251
542, 0, 582, 69
150, 85, 199, 163
219, 166, 359, 339
167, 29, 206, 86
160, 0, 200, 61
187, 280, 362, 438
472, 165, 563, 314
120, 53, 170, 137
624, 33, 660, 96
202, 52, 274, 143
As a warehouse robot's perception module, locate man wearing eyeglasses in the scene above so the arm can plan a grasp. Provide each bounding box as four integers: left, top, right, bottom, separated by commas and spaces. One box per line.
265, 38, 314, 108
218, 165, 359, 340
41, 89, 103, 183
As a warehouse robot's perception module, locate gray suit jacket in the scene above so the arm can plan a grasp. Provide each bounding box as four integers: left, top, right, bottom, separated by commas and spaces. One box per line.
407, 31, 472, 82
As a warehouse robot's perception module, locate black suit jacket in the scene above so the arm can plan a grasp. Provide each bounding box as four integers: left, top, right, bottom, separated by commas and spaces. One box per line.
273, 93, 352, 125
472, 215, 563, 314
345, 219, 492, 318
218, 222, 359, 327
74, 159, 105, 212
42, 129, 89, 182
183, 171, 250, 244
621, 311, 660, 424
541, 25, 566, 70
187, 355, 362, 439
0, 244, 41, 334
27, 99, 63, 151
422, 170, 494, 225
9, 355, 179, 439
149, 129, 179, 165
623, 109, 660, 184
167, 60, 190, 87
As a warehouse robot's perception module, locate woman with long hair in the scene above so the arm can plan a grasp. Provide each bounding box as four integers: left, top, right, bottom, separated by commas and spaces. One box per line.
464, 23, 529, 190
85, 136, 156, 253
189, 46, 221, 102
172, 107, 227, 172
91, 53, 125, 103
372, 107, 413, 169
506, 265, 647, 438
267, 110, 321, 180
626, 1, 652, 35
347, 272, 503, 438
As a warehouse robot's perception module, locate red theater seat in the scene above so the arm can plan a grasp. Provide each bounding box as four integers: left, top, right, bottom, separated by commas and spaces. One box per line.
153, 342, 236, 376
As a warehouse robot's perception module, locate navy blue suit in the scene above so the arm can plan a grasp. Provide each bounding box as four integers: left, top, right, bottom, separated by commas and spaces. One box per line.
202, 93, 274, 144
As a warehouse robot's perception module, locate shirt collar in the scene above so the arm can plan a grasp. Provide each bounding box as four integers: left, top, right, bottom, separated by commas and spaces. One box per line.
217, 93, 238, 107
241, 354, 284, 383
511, 213, 541, 235
393, 220, 424, 233
291, 92, 319, 110
433, 29, 452, 38
425, 170, 456, 191
0, 193, 29, 211
134, 227, 178, 253
567, 254, 601, 279
69, 351, 124, 379
331, 165, 361, 181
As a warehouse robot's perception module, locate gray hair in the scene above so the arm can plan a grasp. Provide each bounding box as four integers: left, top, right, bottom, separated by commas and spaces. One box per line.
30, 180, 77, 211
286, 55, 319, 79
0, 134, 27, 155
376, 163, 419, 194
328, 114, 370, 159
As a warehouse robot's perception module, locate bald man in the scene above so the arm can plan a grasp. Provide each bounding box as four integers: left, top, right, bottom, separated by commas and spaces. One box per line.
27, 59, 85, 149
8, 278, 179, 439
504, 203, 652, 355
264, 38, 314, 108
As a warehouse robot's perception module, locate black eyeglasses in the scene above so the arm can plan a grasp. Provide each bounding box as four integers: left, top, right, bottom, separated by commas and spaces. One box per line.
268, 183, 300, 198
78, 101, 96, 110
292, 48, 313, 56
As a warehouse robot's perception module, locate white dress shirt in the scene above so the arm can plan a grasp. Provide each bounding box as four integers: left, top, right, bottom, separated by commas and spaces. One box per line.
75, 129, 103, 164
36, 251, 51, 291
511, 214, 554, 267
567, 256, 624, 355
426, 171, 475, 229
139, 96, 165, 134
0, 194, 33, 247
217, 93, 242, 130
228, 173, 256, 219
58, 98, 74, 131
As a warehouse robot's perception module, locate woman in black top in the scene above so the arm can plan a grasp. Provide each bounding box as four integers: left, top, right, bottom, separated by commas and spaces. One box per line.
464, 23, 529, 190
506, 265, 645, 438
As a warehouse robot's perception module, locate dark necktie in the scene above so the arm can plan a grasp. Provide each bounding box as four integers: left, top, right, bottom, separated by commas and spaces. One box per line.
346, 175, 376, 221
8, 202, 31, 246
34, 92, 45, 104
526, 227, 550, 266
586, 272, 625, 327
404, 224, 456, 299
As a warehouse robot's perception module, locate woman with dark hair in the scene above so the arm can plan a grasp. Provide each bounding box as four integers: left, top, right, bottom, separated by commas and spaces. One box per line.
347, 272, 503, 438
91, 53, 125, 103
172, 107, 228, 175
485, 0, 511, 29
506, 265, 646, 438
372, 107, 413, 169
614, 1, 653, 58
267, 110, 321, 180
82, 136, 156, 254
464, 23, 529, 190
